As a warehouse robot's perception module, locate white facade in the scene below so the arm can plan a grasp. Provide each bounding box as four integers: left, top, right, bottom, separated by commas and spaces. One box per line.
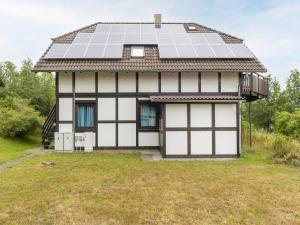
56, 71, 241, 157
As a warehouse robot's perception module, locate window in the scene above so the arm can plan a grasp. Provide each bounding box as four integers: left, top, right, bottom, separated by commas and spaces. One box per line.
188, 26, 196, 30
139, 103, 159, 130
76, 103, 95, 130
131, 46, 144, 57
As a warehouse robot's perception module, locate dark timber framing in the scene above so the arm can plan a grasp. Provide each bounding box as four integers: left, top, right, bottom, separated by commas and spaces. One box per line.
56, 71, 241, 155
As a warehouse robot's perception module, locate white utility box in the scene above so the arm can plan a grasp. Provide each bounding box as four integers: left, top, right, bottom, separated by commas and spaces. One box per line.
84, 132, 94, 152
63, 132, 74, 151
54, 132, 74, 151
54, 132, 64, 150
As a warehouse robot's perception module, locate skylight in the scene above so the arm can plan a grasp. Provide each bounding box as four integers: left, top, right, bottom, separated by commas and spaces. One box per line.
131, 46, 144, 57
188, 26, 196, 30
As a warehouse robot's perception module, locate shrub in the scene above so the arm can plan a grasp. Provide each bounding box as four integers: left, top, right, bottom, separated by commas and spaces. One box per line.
275, 110, 300, 140
0, 97, 42, 137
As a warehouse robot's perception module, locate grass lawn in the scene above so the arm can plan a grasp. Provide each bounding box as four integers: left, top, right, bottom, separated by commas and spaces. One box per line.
0, 151, 300, 225
0, 135, 41, 163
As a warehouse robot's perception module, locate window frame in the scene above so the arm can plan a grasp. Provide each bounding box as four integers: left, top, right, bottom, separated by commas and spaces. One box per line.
75, 100, 96, 132
138, 101, 160, 131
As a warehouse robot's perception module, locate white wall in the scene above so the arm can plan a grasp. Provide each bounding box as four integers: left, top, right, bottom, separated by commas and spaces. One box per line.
75, 72, 95, 93
181, 72, 198, 92
98, 98, 116, 120
221, 72, 239, 92
138, 132, 159, 146
161, 72, 178, 92
215, 131, 237, 154
118, 123, 136, 146
118, 72, 136, 92
59, 98, 73, 121
58, 72, 72, 93
118, 98, 136, 120
98, 123, 116, 146
138, 72, 158, 92
165, 104, 187, 127
190, 104, 212, 127
166, 131, 187, 155
201, 72, 218, 92
215, 104, 236, 127
59, 123, 73, 132
98, 72, 116, 93
191, 131, 212, 155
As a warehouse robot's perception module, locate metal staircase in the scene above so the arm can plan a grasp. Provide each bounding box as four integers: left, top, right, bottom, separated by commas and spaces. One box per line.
42, 105, 56, 149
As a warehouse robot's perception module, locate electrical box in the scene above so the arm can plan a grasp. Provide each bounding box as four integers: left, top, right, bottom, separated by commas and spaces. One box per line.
54, 132, 64, 151
84, 132, 94, 152
63, 132, 74, 151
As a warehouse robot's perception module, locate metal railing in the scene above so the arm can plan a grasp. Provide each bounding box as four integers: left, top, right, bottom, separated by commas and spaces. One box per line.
42, 105, 56, 148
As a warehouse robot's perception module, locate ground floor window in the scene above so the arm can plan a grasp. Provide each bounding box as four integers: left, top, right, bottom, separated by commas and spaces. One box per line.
139, 102, 159, 130
75, 102, 95, 130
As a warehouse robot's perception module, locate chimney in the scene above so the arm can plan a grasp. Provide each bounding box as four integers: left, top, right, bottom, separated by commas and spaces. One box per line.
154, 14, 161, 28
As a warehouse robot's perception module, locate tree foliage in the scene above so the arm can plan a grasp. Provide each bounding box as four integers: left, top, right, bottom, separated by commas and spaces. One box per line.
0, 59, 55, 116
0, 97, 42, 137
275, 110, 300, 140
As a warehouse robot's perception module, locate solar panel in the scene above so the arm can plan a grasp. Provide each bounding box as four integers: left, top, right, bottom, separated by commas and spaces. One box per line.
44, 44, 70, 58
211, 45, 234, 58
140, 33, 157, 44
193, 45, 215, 58
157, 33, 173, 44
103, 44, 123, 58
173, 34, 190, 44
227, 44, 254, 58
73, 33, 93, 43
110, 24, 126, 33
91, 33, 108, 44
124, 34, 140, 44
95, 24, 111, 33
108, 34, 124, 44
65, 44, 87, 58
189, 33, 207, 44
158, 45, 178, 58
169, 24, 186, 33
141, 24, 156, 33
203, 33, 224, 44
176, 45, 196, 58
126, 24, 140, 33
85, 44, 105, 58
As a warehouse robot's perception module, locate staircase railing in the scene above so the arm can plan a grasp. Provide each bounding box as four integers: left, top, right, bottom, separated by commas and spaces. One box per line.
42, 105, 56, 148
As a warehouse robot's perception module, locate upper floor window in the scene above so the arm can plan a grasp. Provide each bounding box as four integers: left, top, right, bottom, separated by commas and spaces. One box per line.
131, 46, 144, 57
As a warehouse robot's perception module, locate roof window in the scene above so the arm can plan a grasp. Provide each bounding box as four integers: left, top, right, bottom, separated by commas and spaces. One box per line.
131, 46, 144, 57
188, 25, 196, 30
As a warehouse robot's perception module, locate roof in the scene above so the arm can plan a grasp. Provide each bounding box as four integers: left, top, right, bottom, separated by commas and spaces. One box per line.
150, 95, 244, 102
33, 22, 266, 72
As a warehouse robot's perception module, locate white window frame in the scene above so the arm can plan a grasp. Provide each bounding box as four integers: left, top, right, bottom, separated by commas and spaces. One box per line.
131, 46, 144, 57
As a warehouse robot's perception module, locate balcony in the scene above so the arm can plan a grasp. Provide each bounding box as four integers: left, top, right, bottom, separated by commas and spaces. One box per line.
241, 73, 268, 102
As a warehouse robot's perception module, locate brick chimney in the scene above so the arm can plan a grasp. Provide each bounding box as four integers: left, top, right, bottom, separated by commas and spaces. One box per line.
154, 14, 161, 28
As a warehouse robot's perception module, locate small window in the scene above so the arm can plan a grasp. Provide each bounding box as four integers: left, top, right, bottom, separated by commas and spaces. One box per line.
188, 26, 196, 30
139, 103, 159, 130
76, 103, 95, 130
131, 46, 144, 57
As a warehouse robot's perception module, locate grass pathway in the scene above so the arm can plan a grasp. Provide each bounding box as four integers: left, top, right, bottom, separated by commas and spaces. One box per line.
0, 148, 48, 172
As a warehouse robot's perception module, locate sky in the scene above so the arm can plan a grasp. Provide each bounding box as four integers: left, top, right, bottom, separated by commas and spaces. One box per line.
0, 0, 299, 86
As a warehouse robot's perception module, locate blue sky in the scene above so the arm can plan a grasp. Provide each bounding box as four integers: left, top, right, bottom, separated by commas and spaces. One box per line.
0, 0, 299, 86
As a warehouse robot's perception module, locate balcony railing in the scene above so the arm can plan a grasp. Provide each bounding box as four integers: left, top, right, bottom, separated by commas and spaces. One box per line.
242, 73, 268, 100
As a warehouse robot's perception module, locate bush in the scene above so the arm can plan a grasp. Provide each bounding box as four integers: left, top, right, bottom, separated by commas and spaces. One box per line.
275, 110, 300, 140
0, 97, 42, 137
243, 127, 300, 167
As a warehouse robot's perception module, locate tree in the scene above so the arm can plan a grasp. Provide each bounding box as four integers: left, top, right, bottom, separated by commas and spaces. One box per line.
284, 69, 300, 112
0, 59, 55, 116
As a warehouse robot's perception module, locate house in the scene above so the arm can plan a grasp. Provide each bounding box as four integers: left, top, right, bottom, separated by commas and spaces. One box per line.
34, 15, 268, 158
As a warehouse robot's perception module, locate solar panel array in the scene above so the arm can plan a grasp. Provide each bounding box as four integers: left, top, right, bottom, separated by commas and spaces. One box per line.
44, 24, 255, 59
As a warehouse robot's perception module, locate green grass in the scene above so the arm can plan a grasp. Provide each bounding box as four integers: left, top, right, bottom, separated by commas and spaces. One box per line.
0, 135, 41, 163
0, 152, 300, 225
